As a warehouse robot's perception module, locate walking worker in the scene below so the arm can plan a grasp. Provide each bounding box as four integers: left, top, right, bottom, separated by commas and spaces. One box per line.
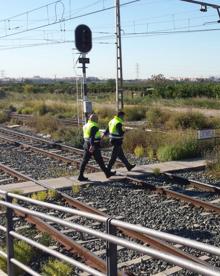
104, 111, 136, 172
78, 113, 115, 181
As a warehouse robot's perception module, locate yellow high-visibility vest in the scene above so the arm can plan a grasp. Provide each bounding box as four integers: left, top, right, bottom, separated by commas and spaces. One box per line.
108, 116, 124, 139
83, 120, 101, 142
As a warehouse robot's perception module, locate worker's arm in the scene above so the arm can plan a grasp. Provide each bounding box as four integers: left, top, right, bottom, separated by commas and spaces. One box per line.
89, 126, 98, 152
116, 123, 125, 136
90, 126, 98, 145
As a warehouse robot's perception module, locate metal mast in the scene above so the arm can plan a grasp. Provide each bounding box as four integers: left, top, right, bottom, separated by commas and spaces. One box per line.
115, 0, 124, 111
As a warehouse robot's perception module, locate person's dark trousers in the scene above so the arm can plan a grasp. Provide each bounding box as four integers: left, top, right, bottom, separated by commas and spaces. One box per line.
79, 146, 109, 177
108, 143, 131, 171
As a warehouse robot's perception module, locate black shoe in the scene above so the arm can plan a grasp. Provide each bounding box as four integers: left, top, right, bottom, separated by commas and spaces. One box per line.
77, 175, 89, 181
105, 171, 116, 178
127, 164, 136, 171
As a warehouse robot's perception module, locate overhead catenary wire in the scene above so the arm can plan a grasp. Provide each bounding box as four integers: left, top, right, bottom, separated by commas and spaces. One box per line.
0, 0, 140, 40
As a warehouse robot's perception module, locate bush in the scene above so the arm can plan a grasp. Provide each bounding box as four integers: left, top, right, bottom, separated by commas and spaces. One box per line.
0, 241, 33, 274
153, 167, 161, 175
39, 233, 52, 247
134, 145, 145, 157
41, 259, 72, 276
146, 108, 171, 128
27, 115, 60, 133
123, 129, 146, 153
31, 191, 48, 201
52, 127, 83, 148
166, 112, 212, 130
0, 111, 9, 123
146, 146, 154, 160
47, 189, 58, 200
157, 138, 199, 161
205, 146, 220, 178
95, 106, 115, 120
19, 107, 34, 114
124, 106, 146, 121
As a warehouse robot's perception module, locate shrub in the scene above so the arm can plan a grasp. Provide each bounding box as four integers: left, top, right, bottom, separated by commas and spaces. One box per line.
123, 129, 146, 153
0, 111, 9, 123
134, 145, 145, 157
153, 167, 161, 175
31, 191, 48, 201
146, 108, 171, 128
19, 107, 34, 114
157, 138, 199, 161
52, 127, 83, 148
72, 184, 81, 194
39, 233, 52, 247
41, 259, 72, 276
205, 146, 220, 178
47, 189, 58, 200
0, 241, 33, 274
27, 115, 60, 133
95, 106, 115, 120
124, 106, 146, 121
165, 112, 212, 130
146, 146, 154, 160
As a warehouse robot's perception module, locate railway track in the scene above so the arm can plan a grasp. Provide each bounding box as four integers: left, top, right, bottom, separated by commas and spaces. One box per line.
0, 126, 122, 170
1, 163, 220, 272
1, 162, 220, 274
131, 170, 220, 213
0, 125, 220, 274
8, 112, 83, 127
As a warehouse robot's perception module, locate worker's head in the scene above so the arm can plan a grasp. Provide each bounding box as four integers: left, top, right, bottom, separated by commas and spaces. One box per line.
89, 113, 98, 123
117, 111, 125, 119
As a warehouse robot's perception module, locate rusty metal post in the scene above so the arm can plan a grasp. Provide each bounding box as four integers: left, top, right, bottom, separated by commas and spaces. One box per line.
106, 218, 117, 276
5, 194, 15, 276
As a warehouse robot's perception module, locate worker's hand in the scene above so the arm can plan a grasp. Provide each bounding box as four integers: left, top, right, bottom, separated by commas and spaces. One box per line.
89, 145, 95, 153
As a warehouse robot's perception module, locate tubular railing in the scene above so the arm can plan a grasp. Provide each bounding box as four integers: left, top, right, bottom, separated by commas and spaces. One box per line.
0, 189, 220, 276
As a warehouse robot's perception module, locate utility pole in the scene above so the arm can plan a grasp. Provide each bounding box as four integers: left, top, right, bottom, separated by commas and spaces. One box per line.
115, 0, 124, 111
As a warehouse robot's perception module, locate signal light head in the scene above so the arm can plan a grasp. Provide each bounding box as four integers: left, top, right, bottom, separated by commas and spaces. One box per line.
75, 25, 92, 53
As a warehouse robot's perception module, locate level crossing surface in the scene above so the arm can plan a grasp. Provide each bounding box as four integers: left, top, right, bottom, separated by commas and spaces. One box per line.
0, 159, 206, 194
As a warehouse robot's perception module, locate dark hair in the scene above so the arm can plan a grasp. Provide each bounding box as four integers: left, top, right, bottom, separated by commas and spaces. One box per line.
117, 111, 125, 117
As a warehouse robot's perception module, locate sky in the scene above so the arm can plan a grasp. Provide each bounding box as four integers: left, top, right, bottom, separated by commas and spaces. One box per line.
0, 0, 220, 79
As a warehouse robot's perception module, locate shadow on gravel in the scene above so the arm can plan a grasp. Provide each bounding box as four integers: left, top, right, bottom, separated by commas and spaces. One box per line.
172, 188, 213, 198
167, 228, 213, 240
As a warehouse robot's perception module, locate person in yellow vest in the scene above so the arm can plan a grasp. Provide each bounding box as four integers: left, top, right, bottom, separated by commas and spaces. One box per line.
104, 111, 136, 172
78, 113, 115, 181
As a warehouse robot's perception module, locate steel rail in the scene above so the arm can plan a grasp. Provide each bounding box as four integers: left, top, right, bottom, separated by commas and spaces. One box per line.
10, 231, 105, 276
14, 209, 109, 274
0, 162, 29, 181
8, 191, 220, 257
0, 201, 219, 276
164, 172, 220, 193
0, 134, 98, 172
126, 176, 220, 214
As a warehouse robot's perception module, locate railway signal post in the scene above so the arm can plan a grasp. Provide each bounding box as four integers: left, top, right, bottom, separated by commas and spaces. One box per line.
75, 24, 93, 123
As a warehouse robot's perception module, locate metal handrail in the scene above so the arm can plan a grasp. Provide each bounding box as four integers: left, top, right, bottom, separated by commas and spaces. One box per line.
0, 223, 105, 276
5, 191, 220, 256
0, 199, 220, 276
